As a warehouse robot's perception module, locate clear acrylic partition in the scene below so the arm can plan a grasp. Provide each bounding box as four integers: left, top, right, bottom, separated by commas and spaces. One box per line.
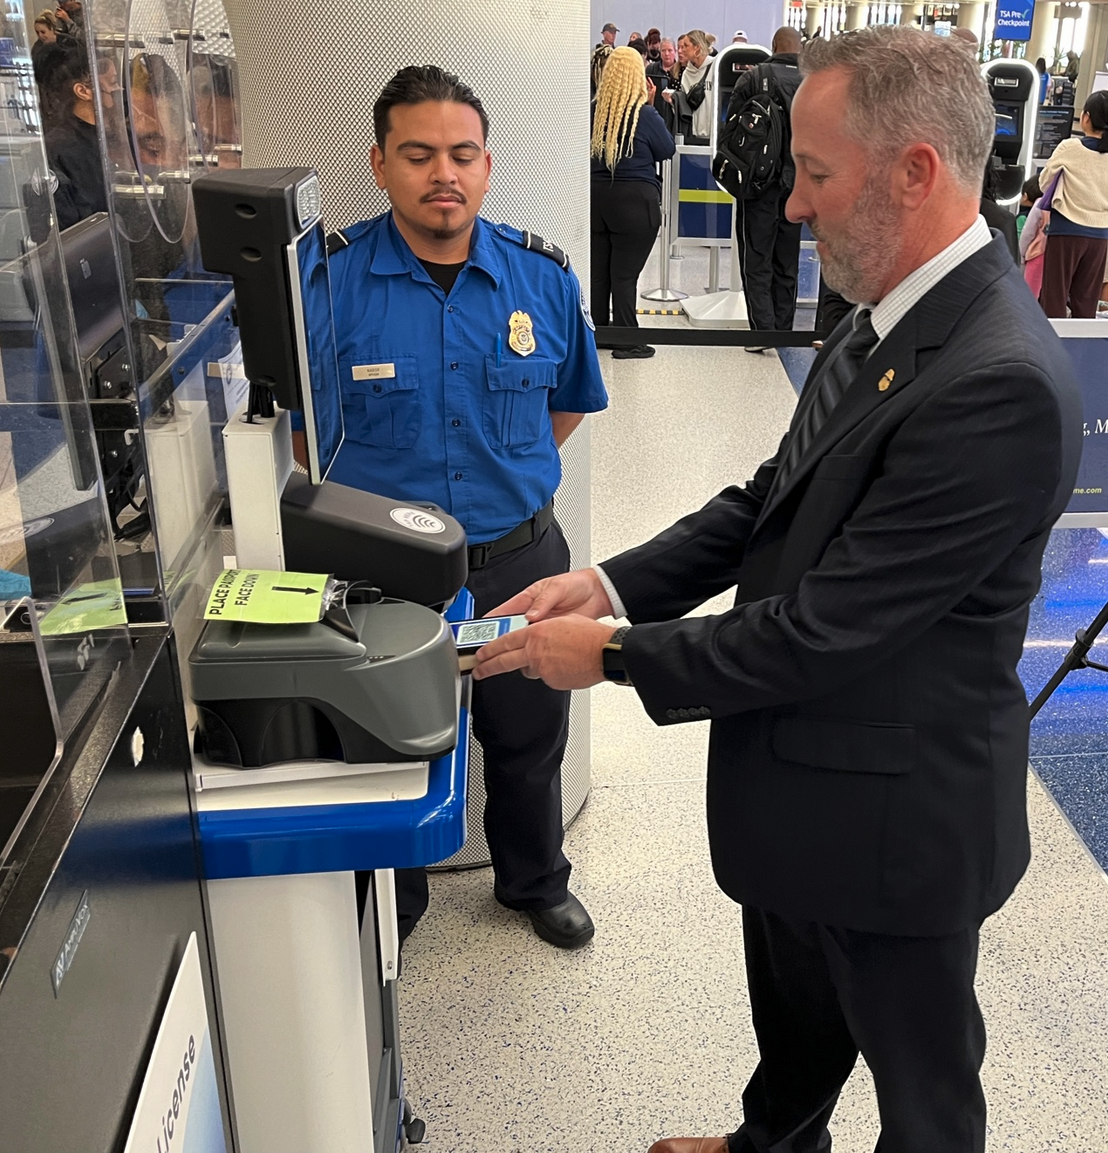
85, 0, 244, 697
0, 2, 130, 745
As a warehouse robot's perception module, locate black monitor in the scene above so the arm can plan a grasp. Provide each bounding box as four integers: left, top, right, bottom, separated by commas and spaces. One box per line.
192, 167, 343, 485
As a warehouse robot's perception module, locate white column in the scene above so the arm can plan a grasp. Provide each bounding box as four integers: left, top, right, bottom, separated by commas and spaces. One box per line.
958, 1, 987, 42
1026, 2, 1058, 68
901, 3, 924, 27
846, 3, 867, 31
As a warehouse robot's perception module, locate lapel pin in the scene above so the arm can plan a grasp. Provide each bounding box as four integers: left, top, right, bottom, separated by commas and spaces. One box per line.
878, 369, 895, 392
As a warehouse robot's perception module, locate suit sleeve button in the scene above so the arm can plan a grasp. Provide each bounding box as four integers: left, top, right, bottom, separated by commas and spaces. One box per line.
677, 708, 689, 719
665, 709, 677, 720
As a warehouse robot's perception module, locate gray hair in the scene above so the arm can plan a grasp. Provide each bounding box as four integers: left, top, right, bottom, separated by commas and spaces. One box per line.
800, 25, 993, 196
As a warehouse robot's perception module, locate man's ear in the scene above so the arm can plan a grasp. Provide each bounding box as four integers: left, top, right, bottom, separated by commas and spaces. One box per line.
370, 142, 386, 191
895, 142, 942, 211
73, 78, 93, 103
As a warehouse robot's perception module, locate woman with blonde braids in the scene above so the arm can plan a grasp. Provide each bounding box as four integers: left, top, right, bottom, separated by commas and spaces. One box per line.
591, 46, 675, 358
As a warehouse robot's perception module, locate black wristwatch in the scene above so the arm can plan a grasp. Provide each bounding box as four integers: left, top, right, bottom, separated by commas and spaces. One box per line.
601, 626, 634, 686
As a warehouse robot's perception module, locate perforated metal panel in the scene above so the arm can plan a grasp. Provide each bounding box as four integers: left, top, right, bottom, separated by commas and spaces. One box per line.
222, 0, 594, 866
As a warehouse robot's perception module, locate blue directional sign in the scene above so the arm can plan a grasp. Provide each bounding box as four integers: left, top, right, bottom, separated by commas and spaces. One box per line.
994, 0, 1034, 42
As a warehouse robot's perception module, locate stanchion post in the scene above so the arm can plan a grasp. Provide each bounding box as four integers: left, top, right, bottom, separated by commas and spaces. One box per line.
642, 156, 688, 303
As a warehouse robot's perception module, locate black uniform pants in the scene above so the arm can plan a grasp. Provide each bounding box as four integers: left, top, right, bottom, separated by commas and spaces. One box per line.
736, 189, 803, 332
591, 179, 662, 330
728, 907, 986, 1153
395, 521, 573, 942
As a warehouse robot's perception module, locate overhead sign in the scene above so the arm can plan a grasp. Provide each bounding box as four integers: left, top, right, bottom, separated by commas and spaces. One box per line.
203, 568, 329, 625
994, 0, 1033, 42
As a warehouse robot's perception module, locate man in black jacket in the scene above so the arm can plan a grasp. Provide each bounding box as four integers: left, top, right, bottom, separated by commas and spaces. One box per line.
473, 26, 1082, 1153
729, 26, 803, 345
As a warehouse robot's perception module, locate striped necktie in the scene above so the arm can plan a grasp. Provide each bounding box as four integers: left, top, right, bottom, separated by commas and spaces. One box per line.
777, 310, 878, 489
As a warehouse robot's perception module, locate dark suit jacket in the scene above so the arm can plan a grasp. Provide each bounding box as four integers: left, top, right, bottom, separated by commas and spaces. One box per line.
604, 236, 1082, 937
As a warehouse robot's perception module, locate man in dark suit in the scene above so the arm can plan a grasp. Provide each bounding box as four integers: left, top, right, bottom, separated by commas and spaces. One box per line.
472, 26, 1083, 1153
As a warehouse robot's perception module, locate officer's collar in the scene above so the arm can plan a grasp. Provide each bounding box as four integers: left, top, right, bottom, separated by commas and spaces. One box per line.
374, 213, 503, 288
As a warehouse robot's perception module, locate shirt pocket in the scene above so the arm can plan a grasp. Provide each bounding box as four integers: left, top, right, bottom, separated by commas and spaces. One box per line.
340, 355, 420, 450
483, 357, 558, 449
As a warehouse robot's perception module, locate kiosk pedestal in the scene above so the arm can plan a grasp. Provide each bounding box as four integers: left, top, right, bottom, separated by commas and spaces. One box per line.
196, 732, 468, 1153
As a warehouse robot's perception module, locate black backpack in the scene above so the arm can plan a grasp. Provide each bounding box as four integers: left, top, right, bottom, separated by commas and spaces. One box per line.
712, 64, 794, 200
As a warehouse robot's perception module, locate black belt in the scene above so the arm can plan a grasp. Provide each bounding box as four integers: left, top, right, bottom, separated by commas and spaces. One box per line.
468, 501, 553, 570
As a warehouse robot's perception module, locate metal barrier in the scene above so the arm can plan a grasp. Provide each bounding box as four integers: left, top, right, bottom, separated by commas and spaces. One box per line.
641, 157, 687, 303
670, 141, 749, 328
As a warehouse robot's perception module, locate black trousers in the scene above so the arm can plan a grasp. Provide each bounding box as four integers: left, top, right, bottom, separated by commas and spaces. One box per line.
591, 179, 662, 331
395, 521, 573, 942
728, 907, 986, 1153
736, 189, 802, 332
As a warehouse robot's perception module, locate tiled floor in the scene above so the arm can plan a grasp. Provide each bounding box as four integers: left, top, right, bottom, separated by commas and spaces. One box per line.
398, 250, 1108, 1153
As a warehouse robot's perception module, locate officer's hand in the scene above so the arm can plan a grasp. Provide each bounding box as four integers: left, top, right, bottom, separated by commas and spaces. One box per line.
484, 568, 614, 622
471, 616, 616, 689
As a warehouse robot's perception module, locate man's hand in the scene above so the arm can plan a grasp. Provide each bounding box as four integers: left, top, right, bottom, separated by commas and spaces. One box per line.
662, 88, 674, 104
646, 79, 657, 105
471, 616, 616, 689
484, 568, 614, 622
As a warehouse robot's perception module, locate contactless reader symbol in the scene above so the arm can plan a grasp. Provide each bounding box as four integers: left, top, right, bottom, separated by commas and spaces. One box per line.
390, 507, 446, 534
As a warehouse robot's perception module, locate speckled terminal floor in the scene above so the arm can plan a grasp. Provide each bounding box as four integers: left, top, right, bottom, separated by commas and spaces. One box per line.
398, 245, 1108, 1153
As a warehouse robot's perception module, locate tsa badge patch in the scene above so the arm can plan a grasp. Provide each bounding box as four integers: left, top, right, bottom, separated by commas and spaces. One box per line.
579, 284, 596, 331
508, 310, 536, 356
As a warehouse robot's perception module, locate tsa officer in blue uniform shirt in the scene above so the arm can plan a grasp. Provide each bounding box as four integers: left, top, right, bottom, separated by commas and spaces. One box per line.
322, 65, 608, 950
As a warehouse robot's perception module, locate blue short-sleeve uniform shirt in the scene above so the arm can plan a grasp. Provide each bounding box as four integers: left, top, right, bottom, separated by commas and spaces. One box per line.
324, 212, 608, 543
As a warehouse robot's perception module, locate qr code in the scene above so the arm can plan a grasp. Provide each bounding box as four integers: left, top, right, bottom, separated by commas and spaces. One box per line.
459, 621, 500, 644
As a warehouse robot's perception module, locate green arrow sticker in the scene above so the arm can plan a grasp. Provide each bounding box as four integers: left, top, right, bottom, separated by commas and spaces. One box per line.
204, 568, 330, 625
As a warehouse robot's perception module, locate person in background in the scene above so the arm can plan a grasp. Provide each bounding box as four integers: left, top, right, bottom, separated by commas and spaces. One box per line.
317, 65, 607, 952
1020, 179, 1050, 299
706, 32, 719, 56
1038, 90, 1108, 317
1065, 50, 1080, 82
645, 28, 662, 62
627, 36, 647, 60
598, 21, 617, 48
980, 162, 1019, 263
665, 30, 714, 142
591, 46, 675, 359
1035, 57, 1050, 104
473, 27, 1082, 1153
1017, 172, 1041, 239
53, 0, 82, 41
590, 43, 612, 98
647, 37, 680, 131
730, 25, 804, 347
732, 30, 748, 43
30, 9, 72, 73
39, 43, 120, 226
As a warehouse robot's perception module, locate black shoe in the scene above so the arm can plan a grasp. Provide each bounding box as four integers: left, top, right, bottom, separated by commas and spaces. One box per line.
744, 345, 769, 354
527, 893, 595, 949
612, 344, 655, 359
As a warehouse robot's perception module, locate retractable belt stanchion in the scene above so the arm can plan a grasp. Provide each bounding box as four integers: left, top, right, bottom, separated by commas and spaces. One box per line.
673, 142, 749, 328
642, 157, 687, 303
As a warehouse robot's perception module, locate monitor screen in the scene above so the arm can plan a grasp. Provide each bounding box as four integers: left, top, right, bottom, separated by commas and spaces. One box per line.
286, 221, 343, 485
995, 103, 1020, 137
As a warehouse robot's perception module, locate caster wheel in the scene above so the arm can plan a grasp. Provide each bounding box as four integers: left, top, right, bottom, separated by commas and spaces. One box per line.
402, 1100, 413, 1126
405, 1118, 427, 1144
